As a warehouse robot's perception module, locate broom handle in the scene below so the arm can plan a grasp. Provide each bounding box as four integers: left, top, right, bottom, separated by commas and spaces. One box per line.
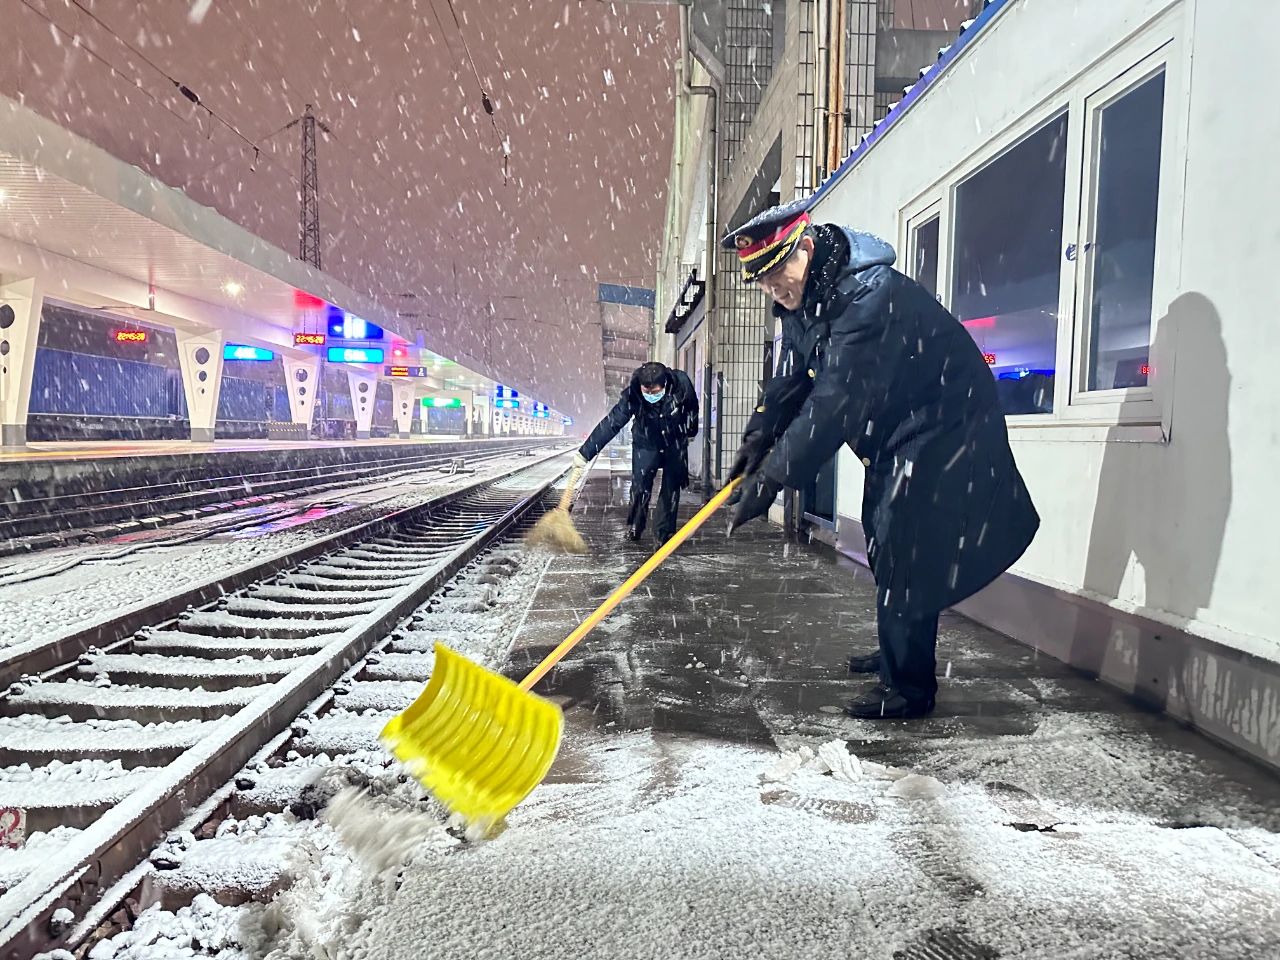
557, 463, 582, 511
519, 476, 743, 691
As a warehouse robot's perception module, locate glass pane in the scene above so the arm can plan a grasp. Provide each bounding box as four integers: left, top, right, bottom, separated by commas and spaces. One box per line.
913, 216, 940, 298
1086, 70, 1165, 391
952, 113, 1069, 415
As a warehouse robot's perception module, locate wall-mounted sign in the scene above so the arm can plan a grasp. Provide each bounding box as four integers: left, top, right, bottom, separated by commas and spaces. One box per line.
495, 385, 519, 399
422, 397, 462, 408
983, 353, 997, 366
294, 332, 326, 346
328, 346, 385, 363
385, 365, 430, 378
561, 416, 574, 426
493, 398, 521, 409
225, 344, 275, 361
112, 329, 148, 344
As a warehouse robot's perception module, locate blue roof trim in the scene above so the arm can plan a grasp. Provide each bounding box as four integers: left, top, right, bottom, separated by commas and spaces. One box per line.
597, 283, 656, 308
811, 0, 1015, 204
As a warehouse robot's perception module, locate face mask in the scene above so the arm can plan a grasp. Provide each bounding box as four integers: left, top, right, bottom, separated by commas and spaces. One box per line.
642, 390, 665, 404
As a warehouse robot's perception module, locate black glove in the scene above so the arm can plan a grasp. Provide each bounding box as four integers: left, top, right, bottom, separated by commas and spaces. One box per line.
727, 473, 782, 535
728, 429, 770, 482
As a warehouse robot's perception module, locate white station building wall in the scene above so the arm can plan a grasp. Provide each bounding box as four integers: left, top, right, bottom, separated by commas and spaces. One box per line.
811, 0, 1280, 664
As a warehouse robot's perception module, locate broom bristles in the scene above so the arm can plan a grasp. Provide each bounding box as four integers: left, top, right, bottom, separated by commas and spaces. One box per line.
525, 507, 587, 554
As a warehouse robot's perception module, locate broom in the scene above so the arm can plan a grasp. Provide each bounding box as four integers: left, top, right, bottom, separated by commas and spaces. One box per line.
524, 460, 587, 554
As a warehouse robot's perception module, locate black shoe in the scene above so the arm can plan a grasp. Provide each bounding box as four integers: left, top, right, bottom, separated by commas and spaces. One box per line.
623, 526, 642, 542
848, 651, 882, 674
843, 687, 935, 719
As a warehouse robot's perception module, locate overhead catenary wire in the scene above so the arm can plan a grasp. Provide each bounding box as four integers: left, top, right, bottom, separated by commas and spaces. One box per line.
18, 0, 302, 188
431, 0, 512, 183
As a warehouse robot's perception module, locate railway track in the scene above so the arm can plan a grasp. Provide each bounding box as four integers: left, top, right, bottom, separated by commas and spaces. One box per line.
0, 437, 560, 554
0, 442, 558, 588
0, 454, 572, 958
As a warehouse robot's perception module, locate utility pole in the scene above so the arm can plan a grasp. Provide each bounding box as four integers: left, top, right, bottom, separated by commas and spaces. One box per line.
285, 104, 331, 269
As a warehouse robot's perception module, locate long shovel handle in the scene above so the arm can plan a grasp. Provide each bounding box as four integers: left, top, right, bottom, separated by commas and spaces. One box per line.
518, 476, 743, 691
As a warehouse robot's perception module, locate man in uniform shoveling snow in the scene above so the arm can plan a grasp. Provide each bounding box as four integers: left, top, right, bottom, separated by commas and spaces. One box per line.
723, 196, 1039, 719
574, 360, 700, 544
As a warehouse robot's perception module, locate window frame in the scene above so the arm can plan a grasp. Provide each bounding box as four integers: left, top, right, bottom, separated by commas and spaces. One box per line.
893, 9, 1187, 437
944, 105, 1073, 423
1065, 39, 1182, 423
902, 199, 944, 301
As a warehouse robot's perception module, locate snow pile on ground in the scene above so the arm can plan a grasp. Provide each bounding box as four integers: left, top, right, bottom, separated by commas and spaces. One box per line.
0, 825, 82, 893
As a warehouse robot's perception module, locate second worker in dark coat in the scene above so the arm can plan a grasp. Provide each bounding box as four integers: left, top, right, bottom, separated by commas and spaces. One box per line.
577, 361, 699, 544
723, 197, 1040, 719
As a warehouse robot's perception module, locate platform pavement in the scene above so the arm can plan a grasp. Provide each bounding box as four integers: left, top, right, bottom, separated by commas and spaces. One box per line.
495, 472, 1280, 958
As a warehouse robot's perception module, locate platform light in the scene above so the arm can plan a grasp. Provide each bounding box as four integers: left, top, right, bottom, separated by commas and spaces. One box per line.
294, 332, 326, 346
293, 290, 326, 309
422, 397, 462, 408
112, 329, 148, 344
224, 344, 274, 361
327, 346, 384, 363
222, 280, 244, 297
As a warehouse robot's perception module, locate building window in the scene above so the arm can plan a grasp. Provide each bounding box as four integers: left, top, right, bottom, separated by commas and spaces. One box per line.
1079, 69, 1166, 393
952, 112, 1069, 415
911, 215, 940, 298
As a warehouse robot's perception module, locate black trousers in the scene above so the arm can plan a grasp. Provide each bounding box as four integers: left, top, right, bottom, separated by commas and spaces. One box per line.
877, 602, 940, 704
628, 445, 686, 540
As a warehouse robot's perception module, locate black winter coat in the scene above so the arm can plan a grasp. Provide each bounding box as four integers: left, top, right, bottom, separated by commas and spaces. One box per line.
580, 367, 699, 461
750, 225, 1039, 614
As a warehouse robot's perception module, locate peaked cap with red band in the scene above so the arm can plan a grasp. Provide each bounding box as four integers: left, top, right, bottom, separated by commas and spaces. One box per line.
720, 196, 816, 283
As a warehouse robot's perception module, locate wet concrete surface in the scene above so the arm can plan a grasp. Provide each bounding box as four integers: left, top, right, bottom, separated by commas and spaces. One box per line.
509, 469, 1280, 829
472, 470, 1280, 959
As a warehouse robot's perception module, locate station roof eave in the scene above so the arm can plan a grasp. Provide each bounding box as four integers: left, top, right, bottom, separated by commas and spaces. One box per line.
0, 91, 495, 388
809, 0, 1013, 207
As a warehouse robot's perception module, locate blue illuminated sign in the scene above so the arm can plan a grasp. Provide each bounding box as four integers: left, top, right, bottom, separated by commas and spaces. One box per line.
224, 344, 274, 362
328, 346, 385, 363
495, 385, 520, 399
494, 398, 521, 409
326, 308, 384, 341
562, 416, 574, 425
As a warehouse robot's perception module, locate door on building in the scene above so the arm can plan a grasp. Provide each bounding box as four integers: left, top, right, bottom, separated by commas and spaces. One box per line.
801, 457, 838, 527
681, 336, 703, 480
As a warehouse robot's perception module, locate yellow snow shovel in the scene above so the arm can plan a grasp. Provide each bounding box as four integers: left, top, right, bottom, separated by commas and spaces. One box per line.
380, 476, 743, 830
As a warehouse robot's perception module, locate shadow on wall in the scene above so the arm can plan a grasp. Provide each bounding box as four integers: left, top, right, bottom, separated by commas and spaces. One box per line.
1075, 292, 1233, 709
